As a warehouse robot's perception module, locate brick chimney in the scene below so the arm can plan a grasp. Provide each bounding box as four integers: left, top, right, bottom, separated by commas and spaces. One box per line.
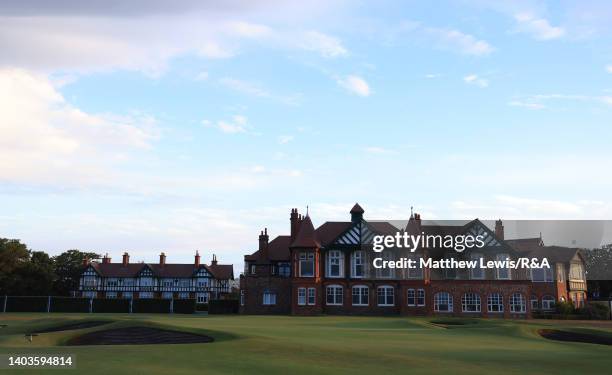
290, 208, 299, 240
495, 219, 504, 240
259, 228, 269, 259
102, 253, 111, 264
195, 251, 201, 267
211, 254, 218, 266
159, 252, 166, 265
122, 252, 129, 266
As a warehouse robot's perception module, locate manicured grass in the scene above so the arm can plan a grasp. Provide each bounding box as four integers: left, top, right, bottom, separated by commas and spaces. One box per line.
1, 313, 611, 374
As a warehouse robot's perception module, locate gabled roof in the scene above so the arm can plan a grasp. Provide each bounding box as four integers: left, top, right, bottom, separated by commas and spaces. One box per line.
86, 262, 233, 280
291, 216, 320, 248
350, 203, 365, 214
516, 245, 583, 263
506, 237, 543, 252
245, 235, 292, 262
315, 222, 352, 246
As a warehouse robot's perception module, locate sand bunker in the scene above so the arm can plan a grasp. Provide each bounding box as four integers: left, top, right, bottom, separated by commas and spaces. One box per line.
539, 329, 612, 346
33, 321, 111, 333
66, 326, 214, 345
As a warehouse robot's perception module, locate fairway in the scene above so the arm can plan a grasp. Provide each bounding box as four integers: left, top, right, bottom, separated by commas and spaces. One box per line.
1, 314, 611, 375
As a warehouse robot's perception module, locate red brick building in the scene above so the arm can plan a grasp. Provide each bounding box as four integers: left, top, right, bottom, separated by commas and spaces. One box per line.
240, 204, 587, 317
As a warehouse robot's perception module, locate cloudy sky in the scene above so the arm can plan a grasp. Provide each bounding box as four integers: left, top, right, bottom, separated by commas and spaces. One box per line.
1, 0, 612, 268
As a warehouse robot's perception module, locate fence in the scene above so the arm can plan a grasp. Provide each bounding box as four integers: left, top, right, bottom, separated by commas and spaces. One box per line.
1, 296, 196, 314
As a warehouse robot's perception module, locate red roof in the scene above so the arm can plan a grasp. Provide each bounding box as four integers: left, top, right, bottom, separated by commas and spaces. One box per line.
291, 216, 320, 248
350, 203, 365, 214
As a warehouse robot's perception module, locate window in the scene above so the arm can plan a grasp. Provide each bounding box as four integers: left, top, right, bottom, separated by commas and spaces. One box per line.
470, 253, 484, 279
407, 289, 416, 306
509, 293, 526, 313
250, 264, 256, 275
445, 256, 457, 279
496, 253, 510, 280
139, 292, 153, 299
178, 292, 189, 299
531, 266, 553, 282
487, 293, 503, 313
376, 252, 394, 278
327, 250, 343, 277
83, 291, 96, 298
239, 291, 244, 306
352, 285, 369, 306
541, 295, 556, 311
377, 286, 394, 306
139, 277, 153, 287
530, 295, 539, 310
106, 278, 118, 287
326, 285, 343, 305
122, 292, 133, 299
196, 293, 208, 304
461, 293, 481, 312
434, 292, 453, 312
263, 290, 276, 305
278, 262, 291, 277
417, 289, 425, 306
351, 251, 364, 278
569, 262, 585, 280
557, 264, 565, 282
307, 288, 316, 305
106, 291, 117, 298
407, 255, 423, 279
298, 287, 306, 305
299, 252, 314, 277
162, 292, 173, 299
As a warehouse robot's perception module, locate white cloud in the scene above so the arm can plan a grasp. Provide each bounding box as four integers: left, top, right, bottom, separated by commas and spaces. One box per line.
364, 146, 395, 154
606, 65, 612, 73
514, 13, 565, 40
219, 77, 270, 97
337, 75, 371, 96
297, 31, 348, 58
507, 100, 545, 110
510, 93, 612, 108
0, 68, 158, 187
425, 27, 494, 56
278, 135, 294, 144
215, 115, 250, 134
463, 74, 489, 88
425, 73, 440, 78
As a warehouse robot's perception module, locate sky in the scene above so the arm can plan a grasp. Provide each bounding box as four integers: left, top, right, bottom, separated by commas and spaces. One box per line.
1, 0, 612, 270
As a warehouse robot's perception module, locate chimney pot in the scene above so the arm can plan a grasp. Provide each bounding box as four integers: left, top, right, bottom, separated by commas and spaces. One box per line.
495, 219, 504, 240
159, 252, 166, 265
195, 251, 201, 267
122, 252, 129, 266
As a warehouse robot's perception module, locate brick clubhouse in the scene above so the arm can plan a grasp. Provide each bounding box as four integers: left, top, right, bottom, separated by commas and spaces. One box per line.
240, 204, 587, 317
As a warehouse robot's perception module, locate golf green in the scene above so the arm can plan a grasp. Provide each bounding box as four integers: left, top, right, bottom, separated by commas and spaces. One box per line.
1, 313, 611, 374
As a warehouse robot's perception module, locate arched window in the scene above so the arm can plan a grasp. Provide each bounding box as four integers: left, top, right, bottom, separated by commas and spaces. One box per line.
530, 295, 539, 310
326, 285, 343, 305
461, 293, 481, 312
487, 293, 503, 313
541, 295, 556, 311
377, 286, 394, 306
509, 293, 526, 313
434, 292, 453, 312
352, 285, 369, 306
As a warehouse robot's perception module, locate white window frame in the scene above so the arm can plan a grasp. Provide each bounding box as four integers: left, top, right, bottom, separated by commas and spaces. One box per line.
487, 293, 504, 313
351, 251, 365, 278
197, 293, 209, 304
299, 252, 315, 277
541, 295, 556, 311
139, 291, 153, 299
495, 253, 511, 280
162, 292, 173, 299
461, 293, 481, 312
377, 286, 394, 306
122, 292, 133, 299
509, 293, 526, 313
298, 287, 306, 306
178, 292, 189, 299
470, 253, 484, 280
327, 250, 343, 278
352, 285, 369, 306
326, 285, 343, 306
530, 295, 539, 310
263, 290, 276, 305
106, 291, 117, 299
417, 289, 425, 306
307, 288, 316, 305
239, 291, 244, 306
434, 292, 453, 312
407, 289, 416, 306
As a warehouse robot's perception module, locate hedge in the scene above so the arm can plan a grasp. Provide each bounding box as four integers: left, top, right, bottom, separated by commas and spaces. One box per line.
6, 296, 48, 312
92, 298, 130, 313
50, 297, 90, 313
133, 298, 170, 313
173, 299, 196, 314
208, 299, 239, 314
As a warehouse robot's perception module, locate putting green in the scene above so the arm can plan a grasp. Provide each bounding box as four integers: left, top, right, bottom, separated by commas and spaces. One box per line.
0, 313, 611, 374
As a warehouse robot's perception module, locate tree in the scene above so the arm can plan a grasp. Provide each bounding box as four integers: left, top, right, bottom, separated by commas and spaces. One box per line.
52, 250, 100, 296
0, 238, 30, 295
11, 251, 55, 295
584, 244, 612, 300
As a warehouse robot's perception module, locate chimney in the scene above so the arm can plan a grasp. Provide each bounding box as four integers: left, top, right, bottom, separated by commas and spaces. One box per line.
102, 253, 111, 264
195, 251, 201, 267
290, 208, 299, 240
259, 228, 269, 260
82, 256, 90, 267
211, 254, 218, 266
122, 252, 129, 266
495, 219, 504, 240
159, 252, 166, 265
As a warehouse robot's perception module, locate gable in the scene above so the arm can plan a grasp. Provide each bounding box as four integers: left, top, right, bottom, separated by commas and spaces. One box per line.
138, 266, 154, 277
464, 220, 502, 248
331, 220, 376, 246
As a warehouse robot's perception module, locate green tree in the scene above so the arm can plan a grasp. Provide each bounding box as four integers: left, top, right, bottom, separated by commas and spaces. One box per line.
52, 250, 100, 296
11, 251, 55, 295
0, 238, 30, 294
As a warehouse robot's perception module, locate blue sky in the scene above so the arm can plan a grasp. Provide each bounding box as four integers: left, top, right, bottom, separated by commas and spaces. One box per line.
1, 1, 612, 268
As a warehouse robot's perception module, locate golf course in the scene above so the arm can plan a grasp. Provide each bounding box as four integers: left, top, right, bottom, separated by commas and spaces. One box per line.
0, 313, 611, 374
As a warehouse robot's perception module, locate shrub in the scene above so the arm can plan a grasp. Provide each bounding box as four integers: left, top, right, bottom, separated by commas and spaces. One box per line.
6, 296, 48, 312
92, 298, 130, 313
132, 298, 170, 313
209, 299, 239, 314
173, 299, 196, 314
196, 303, 209, 312
577, 302, 610, 320
555, 301, 576, 316
50, 297, 90, 313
